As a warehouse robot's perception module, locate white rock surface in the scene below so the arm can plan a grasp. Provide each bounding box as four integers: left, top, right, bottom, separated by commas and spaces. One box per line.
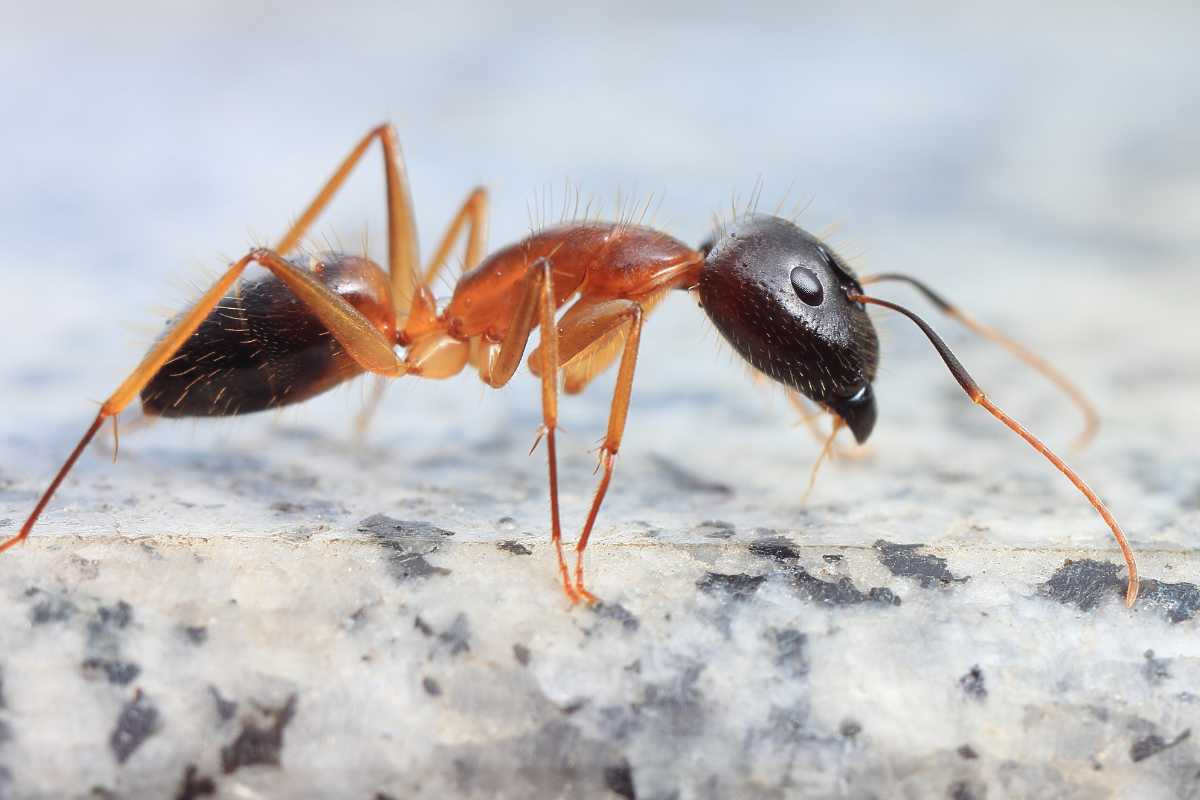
1, 3, 1199, 798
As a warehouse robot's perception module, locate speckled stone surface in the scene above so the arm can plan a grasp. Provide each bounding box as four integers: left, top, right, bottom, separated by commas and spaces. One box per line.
2, 3, 1199, 799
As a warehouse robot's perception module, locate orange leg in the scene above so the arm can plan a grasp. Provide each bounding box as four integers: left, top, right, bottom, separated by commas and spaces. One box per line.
468, 258, 575, 602
3, 249, 408, 555
802, 416, 845, 504
421, 187, 489, 287
549, 299, 647, 602
273, 124, 421, 328
356, 187, 490, 440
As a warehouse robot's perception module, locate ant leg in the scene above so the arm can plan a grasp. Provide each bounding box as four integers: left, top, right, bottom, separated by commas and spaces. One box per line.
527, 288, 667, 395
353, 376, 390, 443
802, 417, 845, 503
4, 248, 408, 555
472, 259, 575, 601
550, 299, 647, 602
422, 187, 489, 287
859, 273, 1099, 450
357, 188, 489, 440
271, 124, 421, 329
93, 410, 158, 458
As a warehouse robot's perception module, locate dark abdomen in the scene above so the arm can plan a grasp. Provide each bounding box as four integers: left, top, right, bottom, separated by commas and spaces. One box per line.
141, 253, 393, 418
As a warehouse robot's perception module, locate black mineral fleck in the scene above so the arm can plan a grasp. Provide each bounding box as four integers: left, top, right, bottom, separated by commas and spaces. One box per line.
1138, 578, 1200, 624
183, 626, 208, 645
82, 658, 141, 686
359, 514, 455, 581
1130, 729, 1190, 762
90, 601, 133, 637
1038, 560, 1124, 611
28, 591, 75, 625
603, 759, 637, 800
693, 519, 736, 539
591, 602, 640, 632
957, 744, 979, 760
513, 643, 531, 666
422, 677, 442, 697
696, 572, 766, 602
749, 537, 800, 563
874, 540, 967, 589
839, 719, 862, 738
770, 628, 810, 678
110, 690, 160, 764
385, 551, 449, 580
0, 664, 6, 709
175, 765, 216, 800
792, 568, 901, 607
1040, 561, 1200, 623
948, 780, 981, 800
357, 514, 456, 538
1142, 650, 1172, 685
497, 540, 532, 556
220, 694, 298, 774
209, 686, 238, 723
435, 614, 471, 657
959, 665, 987, 702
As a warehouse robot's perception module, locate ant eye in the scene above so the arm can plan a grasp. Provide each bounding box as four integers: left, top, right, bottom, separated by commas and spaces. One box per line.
790, 266, 823, 306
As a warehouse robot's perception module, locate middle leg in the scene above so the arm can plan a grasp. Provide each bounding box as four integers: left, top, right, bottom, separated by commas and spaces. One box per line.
550, 299, 647, 601
472, 258, 576, 602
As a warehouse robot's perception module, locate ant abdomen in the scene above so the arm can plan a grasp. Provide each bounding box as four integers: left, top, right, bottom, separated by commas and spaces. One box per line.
698, 215, 879, 442
141, 253, 394, 418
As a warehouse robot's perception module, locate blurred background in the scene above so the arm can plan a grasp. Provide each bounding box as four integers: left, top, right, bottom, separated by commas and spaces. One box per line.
1, 0, 1198, 537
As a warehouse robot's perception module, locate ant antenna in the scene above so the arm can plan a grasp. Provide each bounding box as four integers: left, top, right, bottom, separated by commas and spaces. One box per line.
849, 291, 1138, 606
860, 273, 1099, 450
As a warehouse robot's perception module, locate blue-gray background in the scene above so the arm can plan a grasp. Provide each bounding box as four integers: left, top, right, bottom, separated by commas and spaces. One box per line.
1, 0, 1198, 540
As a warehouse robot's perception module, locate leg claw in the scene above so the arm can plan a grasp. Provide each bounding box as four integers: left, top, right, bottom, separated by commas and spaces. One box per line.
574, 583, 599, 605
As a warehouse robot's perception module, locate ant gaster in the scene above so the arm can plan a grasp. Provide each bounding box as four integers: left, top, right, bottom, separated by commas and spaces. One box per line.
3, 125, 1138, 606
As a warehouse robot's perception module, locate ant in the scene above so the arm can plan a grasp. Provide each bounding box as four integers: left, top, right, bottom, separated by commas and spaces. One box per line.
3, 124, 1138, 606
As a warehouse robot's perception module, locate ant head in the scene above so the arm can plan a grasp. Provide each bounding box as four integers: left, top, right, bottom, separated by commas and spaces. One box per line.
698, 214, 880, 443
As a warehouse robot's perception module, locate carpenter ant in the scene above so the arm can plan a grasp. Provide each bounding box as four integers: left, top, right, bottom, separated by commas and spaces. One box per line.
3, 124, 1138, 606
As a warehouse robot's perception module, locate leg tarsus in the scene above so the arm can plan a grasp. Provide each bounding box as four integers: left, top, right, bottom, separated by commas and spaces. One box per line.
3, 412, 107, 554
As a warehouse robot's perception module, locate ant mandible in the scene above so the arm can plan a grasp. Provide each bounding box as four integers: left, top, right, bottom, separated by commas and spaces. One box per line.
3, 124, 1138, 606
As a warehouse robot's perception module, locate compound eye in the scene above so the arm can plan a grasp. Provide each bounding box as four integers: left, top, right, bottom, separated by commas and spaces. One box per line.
790, 266, 823, 306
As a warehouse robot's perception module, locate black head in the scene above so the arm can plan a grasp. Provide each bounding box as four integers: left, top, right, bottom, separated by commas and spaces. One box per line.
697, 215, 880, 443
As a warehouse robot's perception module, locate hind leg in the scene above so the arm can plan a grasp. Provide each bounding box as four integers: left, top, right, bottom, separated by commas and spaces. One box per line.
356, 187, 490, 440
4, 248, 408, 554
